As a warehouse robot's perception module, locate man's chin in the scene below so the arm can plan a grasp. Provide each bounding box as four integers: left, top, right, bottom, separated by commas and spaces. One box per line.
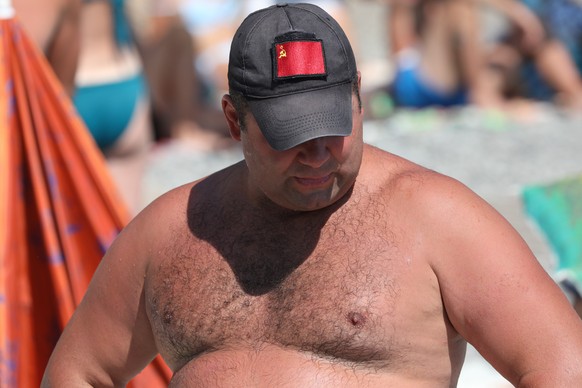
289, 189, 351, 212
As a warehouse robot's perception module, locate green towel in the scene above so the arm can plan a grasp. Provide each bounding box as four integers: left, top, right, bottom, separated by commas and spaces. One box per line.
522, 174, 582, 295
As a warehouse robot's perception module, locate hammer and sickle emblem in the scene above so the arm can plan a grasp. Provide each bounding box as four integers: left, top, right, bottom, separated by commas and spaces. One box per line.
278, 45, 287, 59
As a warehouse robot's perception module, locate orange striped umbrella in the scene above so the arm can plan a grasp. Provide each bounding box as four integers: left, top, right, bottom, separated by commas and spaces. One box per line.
0, 3, 170, 386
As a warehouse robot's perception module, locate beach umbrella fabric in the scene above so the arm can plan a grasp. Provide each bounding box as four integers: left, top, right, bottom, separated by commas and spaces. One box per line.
0, 2, 170, 386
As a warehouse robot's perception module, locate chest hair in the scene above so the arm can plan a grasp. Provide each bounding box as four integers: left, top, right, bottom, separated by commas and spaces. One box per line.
147, 192, 405, 368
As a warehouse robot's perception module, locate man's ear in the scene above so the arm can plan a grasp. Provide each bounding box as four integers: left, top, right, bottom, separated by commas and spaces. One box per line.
221, 94, 242, 142
356, 71, 363, 114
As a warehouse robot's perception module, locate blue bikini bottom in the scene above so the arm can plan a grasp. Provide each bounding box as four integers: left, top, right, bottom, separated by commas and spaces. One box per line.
74, 73, 147, 150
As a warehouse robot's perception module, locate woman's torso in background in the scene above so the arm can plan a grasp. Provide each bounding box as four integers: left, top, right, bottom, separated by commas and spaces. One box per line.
76, 0, 141, 86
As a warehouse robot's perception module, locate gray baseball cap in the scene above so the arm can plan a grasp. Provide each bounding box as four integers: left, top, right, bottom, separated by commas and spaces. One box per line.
228, 3, 357, 151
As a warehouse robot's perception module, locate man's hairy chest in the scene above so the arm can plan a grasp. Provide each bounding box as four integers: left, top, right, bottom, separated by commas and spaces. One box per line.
145, 200, 423, 370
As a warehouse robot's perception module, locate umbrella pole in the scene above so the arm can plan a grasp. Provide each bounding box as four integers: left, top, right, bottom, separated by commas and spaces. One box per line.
0, 0, 13, 20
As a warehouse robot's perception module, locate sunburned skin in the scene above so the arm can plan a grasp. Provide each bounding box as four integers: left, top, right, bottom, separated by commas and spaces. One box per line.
144, 151, 466, 387
40, 139, 582, 387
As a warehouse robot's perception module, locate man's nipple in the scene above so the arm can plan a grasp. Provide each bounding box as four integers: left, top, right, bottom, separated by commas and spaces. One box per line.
347, 311, 367, 328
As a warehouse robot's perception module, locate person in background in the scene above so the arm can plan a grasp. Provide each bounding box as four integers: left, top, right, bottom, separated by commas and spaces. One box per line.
132, 0, 235, 150
485, 0, 582, 110
73, 0, 153, 215
386, 0, 502, 109
42, 3, 582, 386
381, 0, 582, 113
13, 0, 81, 96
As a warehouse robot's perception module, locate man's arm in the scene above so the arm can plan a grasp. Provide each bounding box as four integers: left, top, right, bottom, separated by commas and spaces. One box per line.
41, 203, 164, 386
423, 174, 582, 386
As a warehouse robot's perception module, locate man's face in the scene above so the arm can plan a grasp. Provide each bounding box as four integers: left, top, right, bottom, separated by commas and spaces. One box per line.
240, 90, 364, 212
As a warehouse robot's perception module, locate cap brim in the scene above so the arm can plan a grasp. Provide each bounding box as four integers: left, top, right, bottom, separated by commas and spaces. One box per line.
247, 82, 353, 151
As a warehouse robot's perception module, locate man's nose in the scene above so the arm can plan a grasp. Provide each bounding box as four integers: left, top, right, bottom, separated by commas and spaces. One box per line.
297, 137, 330, 168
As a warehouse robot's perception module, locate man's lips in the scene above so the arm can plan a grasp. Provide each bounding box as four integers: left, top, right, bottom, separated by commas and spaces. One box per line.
294, 174, 332, 186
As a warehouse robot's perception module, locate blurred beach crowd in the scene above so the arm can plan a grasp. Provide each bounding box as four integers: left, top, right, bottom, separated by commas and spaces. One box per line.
13, 0, 582, 211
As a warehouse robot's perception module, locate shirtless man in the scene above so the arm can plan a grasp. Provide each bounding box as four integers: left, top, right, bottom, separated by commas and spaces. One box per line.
42, 3, 582, 387
13, 0, 81, 96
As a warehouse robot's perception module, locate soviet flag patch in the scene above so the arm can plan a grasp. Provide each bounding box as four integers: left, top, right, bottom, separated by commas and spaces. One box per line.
274, 39, 327, 79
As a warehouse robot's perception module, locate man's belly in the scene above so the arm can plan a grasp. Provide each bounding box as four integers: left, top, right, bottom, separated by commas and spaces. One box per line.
168, 344, 451, 387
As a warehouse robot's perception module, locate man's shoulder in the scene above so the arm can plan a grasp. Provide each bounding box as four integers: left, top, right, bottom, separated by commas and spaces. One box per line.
361, 144, 474, 205
362, 144, 440, 183
144, 162, 244, 218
